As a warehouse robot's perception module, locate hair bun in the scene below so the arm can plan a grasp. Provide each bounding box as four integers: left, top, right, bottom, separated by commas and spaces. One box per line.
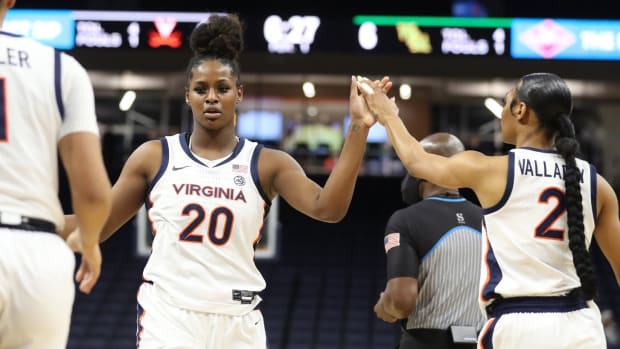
189, 14, 244, 61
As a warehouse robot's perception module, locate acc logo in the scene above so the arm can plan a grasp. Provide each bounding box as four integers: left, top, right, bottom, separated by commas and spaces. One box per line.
234, 175, 246, 186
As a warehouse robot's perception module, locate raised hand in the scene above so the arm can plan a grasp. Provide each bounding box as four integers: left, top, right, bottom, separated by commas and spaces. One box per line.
349, 76, 376, 128
350, 75, 393, 128
355, 76, 399, 125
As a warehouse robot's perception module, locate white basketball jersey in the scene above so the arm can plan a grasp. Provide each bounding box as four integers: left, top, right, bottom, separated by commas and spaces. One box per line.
0, 32, 99, 229
143, 134, 270, 315
480, 148, 596, 306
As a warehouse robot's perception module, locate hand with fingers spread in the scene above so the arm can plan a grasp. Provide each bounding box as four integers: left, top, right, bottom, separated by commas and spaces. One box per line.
355, 76, 399, 125
349, 76, 375, 128
349, 76, 392, 127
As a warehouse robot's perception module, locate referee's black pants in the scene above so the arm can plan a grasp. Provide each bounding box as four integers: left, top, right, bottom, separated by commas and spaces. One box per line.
398, 328, 477, 349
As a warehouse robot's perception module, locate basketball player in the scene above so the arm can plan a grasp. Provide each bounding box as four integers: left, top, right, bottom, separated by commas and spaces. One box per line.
64, 14, 387, 348
0, 1, 112, 348
358, 73, 620, 348
374, 132, 485, 349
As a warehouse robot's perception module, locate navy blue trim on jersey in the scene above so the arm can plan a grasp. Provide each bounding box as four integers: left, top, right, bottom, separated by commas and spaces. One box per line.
590, 163, 597, 225
0, 31, 21, 37
481, 224, 503, 302
178, 133, 246, 167
179, 132, 207, 166
419, 225, 481, 262
136, 299, 145, 347
483, 152, 515, 214
215, 137, 245, 167
480, 318, 498, 349
145, 137, 169, 207
426, 196, 467, 203
53, 50, 65, 120
250, 144, 271, 206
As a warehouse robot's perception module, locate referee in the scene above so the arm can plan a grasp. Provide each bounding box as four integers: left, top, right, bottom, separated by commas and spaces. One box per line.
374, 132, 486, 349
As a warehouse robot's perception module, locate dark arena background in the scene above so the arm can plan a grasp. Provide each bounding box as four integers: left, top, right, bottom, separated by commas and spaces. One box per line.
9, 0, 620, 347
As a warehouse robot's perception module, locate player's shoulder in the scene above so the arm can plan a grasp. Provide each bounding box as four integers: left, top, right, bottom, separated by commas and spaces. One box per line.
4, 32, 55, 54
256, 144, 292, 162
133, 138, 165, 158
56, 50, 89, 76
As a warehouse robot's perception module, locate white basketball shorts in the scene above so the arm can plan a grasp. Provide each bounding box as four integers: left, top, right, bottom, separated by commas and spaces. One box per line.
479, 299, 605, 349
136, 282, 267, 349
0, 228, 75, 349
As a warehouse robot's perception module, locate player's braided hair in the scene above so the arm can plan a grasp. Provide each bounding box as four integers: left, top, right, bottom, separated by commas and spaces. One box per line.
185, 13, 244, 89
515, 72, 596, 300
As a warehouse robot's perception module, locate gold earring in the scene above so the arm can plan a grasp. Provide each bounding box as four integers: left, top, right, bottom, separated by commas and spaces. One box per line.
233, 112, 237, 127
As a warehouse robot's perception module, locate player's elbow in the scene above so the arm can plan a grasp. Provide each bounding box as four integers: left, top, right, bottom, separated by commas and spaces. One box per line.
313, 206, 348, 223
322, 213, 346, 223
77, 185, 112, 206
73, 185, 112, 217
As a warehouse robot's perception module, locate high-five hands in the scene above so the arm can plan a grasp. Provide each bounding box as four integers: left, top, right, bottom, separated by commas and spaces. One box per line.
354, 75, 399, 125
349, 75, 393, 128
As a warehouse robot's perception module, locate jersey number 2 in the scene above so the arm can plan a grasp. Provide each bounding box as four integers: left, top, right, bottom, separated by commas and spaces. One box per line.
178, 203, 233, 245
0, 78, 7, 141
535, 188, 566, 240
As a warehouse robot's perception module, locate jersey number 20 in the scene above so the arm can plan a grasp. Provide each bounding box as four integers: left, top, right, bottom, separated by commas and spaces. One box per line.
179, 203, 233, 245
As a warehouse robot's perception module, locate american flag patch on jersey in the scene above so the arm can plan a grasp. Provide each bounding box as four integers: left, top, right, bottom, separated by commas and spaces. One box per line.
232, 164, 248, 173
384, 232, 400, 253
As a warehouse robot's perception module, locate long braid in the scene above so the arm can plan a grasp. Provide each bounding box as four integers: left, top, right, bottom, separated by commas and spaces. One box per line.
518, 72, 597, 300
555, 114, 597, 300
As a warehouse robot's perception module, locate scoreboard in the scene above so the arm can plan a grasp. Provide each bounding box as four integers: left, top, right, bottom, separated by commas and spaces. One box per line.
352, 15, 510, 57
5, 9, 620, 61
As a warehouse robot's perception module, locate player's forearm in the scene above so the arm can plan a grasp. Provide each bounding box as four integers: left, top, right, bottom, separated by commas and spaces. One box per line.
72, 190, 112, 248
59, 214, 78, 240
382, 114, 426, 176
318, 120, 369, 222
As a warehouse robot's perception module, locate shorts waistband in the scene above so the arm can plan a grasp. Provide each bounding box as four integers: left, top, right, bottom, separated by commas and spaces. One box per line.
232, 289, 260, 304
143, 280, 260, 305
0, 212, 56, 233
486, 296, 587, 317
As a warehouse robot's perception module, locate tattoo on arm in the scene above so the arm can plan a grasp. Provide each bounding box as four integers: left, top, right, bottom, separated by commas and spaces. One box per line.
351, 124, 361, 132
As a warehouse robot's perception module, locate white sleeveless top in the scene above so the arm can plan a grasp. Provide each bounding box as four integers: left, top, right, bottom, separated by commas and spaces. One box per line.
480, 147, 596, 307
0, 31, 99, 229
143, 133, 270, 315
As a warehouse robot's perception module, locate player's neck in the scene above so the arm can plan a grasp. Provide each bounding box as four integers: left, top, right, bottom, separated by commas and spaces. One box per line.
423, 187, 459, 198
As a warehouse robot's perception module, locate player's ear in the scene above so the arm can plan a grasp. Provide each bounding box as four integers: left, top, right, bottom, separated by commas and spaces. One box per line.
236, 85, 243, 104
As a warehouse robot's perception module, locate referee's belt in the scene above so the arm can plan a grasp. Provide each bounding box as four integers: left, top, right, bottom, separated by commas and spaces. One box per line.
0, 212, 56, 233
